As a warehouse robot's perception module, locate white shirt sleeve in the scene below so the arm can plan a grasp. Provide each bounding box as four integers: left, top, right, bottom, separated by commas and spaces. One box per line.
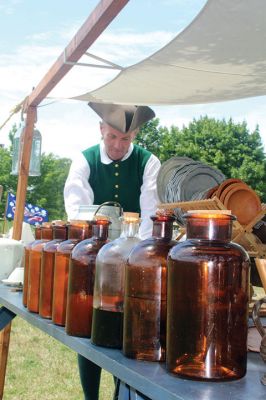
64, 153, 94, 220
139, 154, 161, 239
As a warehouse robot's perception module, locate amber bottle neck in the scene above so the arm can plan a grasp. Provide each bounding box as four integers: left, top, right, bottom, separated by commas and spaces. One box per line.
120, 221, 140, 238
52, 226, 68, 240
152, 219, 174, 239
35, 227, 41, 240
68, 224, 91, 240
41, 227, 53, 240
92, 224, 109, 241
186, 217, 233, 241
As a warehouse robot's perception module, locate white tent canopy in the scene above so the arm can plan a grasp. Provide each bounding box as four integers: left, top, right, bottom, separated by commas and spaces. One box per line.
74, 0, 266, 106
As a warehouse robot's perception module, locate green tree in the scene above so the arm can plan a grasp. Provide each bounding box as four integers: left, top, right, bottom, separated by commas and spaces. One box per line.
137, 116, 266, 201
26, 153, 71, 220
0, 124, 71, 221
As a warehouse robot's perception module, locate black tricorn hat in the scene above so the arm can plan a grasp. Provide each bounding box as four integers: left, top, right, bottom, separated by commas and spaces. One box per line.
88, 102, 155, 133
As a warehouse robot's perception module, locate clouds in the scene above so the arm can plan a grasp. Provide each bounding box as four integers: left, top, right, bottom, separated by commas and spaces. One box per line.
0, 0, 22, 15
0, 21, 177, 156
1, 0, 265, 158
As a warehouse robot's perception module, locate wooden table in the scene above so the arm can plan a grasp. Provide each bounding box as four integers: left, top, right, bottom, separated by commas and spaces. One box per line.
0, 283, 265, 400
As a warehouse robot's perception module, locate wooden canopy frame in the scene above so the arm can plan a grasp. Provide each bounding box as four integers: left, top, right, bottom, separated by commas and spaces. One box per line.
2, 0, 266, 397
0, 1, 129, 397
12, 0, 129, 241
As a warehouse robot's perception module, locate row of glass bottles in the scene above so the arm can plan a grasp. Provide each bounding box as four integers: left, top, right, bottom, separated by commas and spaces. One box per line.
91, 210, 250, 381
23, 217, 109, 335
22, 211, 250, 382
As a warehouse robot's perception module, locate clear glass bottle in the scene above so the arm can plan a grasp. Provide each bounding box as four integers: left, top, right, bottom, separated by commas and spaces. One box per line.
91, 212, 141, 348
39, 221, 68, 319
166, 211, 250, 381
11, 122, 24, 175
52, 220, 92, 326
23, 224, 41, 307
11, 123, 42, 176
29, 127, 42, 177
65, 217, 110, 337
27, 222, 53, 313
123, 211, 177, 361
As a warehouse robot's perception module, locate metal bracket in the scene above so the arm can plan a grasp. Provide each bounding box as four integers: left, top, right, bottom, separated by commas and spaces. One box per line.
0, 307, 16, 331
63, 50, 123, 70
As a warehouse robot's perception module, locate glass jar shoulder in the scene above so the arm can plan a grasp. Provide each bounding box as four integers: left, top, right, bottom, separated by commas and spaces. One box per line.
169, 239, 250, 260
43, 239, 63, 252
97, 237, 140, 263
57, 239, 79, 254
71, 238, 101, 258
128, 238, 177, 265
31, 239, 49, 251
25, 239, 41, 250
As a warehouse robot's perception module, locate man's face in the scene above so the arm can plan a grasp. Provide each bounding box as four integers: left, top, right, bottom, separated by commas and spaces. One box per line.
100, 122, 137, 161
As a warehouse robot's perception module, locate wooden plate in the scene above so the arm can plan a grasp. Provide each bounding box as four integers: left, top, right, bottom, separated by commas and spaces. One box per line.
215, 178, 243, 200
204, 185, 220, 199
218, 182, 248, 204
224, 184, 261, 225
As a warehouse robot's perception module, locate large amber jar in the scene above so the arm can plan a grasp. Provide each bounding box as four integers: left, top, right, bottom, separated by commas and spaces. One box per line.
166, 212, 250, 381
39, 221, 68, 319
91, 212, 141, 348
27, 223, 53, 313
123, 212, 177, 361
52, 220, 92, 326
65, 218, 110, 337
23, 225, 41, 307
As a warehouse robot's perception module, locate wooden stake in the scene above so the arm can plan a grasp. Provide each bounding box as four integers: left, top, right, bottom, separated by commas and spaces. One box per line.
0, 323, 11, 400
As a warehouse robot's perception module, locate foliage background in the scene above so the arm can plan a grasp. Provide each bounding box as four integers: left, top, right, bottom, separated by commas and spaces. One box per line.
0, 125, 71, 222
0, 116, 265, 224
135, 116, 266, 202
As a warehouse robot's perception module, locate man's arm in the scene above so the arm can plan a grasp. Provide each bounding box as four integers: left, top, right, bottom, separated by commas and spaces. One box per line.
64, 153, 94, 220
139, 154, 161, 239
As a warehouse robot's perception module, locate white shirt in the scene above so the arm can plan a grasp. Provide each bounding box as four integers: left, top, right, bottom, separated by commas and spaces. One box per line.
64, 142, 161, 239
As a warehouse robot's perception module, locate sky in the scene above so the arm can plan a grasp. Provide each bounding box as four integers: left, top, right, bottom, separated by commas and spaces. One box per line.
1, 0, 266, 159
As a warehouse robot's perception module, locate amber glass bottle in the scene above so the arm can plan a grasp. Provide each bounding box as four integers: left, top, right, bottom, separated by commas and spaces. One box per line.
52, 220, 92, 326
23, 225, 41, 307
65, 218, 110, 337
27, 223, 53, 313
91, 212, 141, 348
167, 212, 250, 381
39, 221, 67, 319
123, 212, 177, 361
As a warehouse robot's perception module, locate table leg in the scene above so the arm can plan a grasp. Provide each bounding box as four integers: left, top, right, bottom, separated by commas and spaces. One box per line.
0, 323, 12, 399
118, 381, 130, 400
129, 387, 151, 400
0, 306, 17, 399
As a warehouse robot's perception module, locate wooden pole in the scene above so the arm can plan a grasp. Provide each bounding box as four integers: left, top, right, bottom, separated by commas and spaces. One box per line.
0, 324, 11, 400
13, 0, 130, 238
28, 0, 129, 107
12, 106, 37, 240
2, 2, 130, 398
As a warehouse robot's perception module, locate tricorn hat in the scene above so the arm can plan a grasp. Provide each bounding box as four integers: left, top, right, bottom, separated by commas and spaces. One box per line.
88, 102, 155, 133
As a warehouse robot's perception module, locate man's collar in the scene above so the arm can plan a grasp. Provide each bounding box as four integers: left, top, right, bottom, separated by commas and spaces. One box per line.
99, 141, 134, 164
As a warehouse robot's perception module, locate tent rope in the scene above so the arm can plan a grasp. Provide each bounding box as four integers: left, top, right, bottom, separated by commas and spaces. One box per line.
0, 97, 28, 131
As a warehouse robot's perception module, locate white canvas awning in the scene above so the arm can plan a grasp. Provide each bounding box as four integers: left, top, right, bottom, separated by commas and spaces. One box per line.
73, 0, 266, 106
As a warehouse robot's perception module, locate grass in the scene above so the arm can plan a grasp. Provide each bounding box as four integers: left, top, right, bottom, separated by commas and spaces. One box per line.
4, 316, 114, 400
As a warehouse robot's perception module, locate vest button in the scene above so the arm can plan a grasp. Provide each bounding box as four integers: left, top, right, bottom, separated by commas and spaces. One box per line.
115, 164, 119, 168
114, 194, 119, 198
115, 184, 119, 188
115, 172, 119, 176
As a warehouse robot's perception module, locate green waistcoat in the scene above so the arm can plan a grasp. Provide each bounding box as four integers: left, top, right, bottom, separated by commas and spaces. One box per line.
82, 144, 151, 213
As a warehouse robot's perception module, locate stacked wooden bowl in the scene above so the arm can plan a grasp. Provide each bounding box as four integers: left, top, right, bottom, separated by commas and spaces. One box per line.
206, 178, 262, 226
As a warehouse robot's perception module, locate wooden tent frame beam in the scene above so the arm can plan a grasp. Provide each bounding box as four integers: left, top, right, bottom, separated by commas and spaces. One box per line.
12, 0, 129, 240
1, 2, 129, 398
